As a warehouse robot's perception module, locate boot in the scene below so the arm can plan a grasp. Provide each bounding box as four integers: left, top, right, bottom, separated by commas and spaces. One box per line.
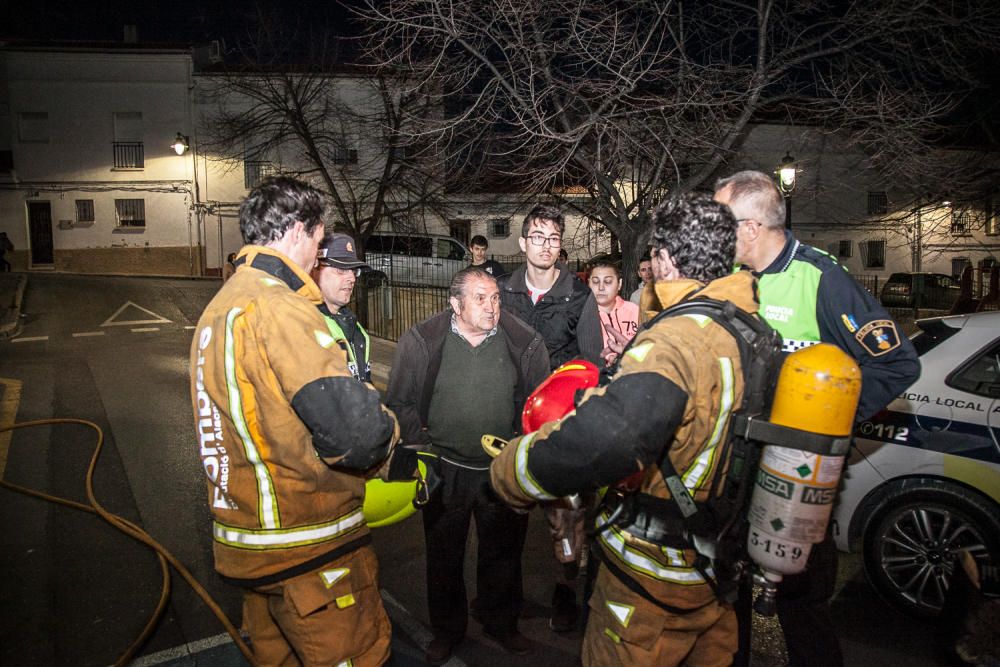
549, 583, 578, 633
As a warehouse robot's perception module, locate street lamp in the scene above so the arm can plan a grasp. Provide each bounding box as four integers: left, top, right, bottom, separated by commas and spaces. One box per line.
171, 132, 190, 156
776, 153, 797, 228
777, 153, 797, 194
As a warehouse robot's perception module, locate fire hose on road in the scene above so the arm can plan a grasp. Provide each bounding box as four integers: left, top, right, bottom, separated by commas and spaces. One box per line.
0, 419, 255, 666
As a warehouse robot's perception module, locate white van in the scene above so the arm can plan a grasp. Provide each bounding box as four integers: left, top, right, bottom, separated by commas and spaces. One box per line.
363, 232, 470, 287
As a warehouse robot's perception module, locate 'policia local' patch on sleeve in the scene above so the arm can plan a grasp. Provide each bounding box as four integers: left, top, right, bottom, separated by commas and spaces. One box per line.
855, 319, 901, 356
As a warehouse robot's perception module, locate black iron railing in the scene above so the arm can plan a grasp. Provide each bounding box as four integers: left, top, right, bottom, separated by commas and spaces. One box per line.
351, 279, 449, 342
113, 142, 144, 169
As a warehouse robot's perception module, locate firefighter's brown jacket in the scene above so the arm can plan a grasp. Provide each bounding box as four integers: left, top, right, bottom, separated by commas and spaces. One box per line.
190, 246, 398, 586
491, 270, 757, 610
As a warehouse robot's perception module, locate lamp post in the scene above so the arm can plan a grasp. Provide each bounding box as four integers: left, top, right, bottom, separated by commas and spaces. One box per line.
171, 132, 190, 156
776, 152, 797, 229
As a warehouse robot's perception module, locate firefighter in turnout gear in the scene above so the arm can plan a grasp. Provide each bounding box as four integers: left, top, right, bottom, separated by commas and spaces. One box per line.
491, 194, 757, 666
714, 170, 920, 667
190, 177, 400, 666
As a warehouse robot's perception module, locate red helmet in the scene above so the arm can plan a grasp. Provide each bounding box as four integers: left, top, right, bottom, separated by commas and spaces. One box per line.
521, 359, 600, 434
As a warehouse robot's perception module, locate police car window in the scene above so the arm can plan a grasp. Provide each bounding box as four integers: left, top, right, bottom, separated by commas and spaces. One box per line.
910, 319, 960, 357
948, 339, 1000, 398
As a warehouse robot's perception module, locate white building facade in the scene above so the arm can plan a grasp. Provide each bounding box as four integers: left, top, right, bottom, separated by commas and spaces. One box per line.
1, 45, 995, 283
0, 45, 201, 275
735, 124, 1000, 289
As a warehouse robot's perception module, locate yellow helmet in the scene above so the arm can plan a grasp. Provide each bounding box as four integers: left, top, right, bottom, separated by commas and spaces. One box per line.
362, 459, 427, 527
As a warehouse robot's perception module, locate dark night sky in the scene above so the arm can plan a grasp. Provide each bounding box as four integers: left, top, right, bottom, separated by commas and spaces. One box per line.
0, 0, 360, 45
3, 0, 997, 147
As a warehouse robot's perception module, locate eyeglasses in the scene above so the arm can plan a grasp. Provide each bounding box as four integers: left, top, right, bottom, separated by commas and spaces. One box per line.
525, 234, 562, 247
735, 218, 760, 228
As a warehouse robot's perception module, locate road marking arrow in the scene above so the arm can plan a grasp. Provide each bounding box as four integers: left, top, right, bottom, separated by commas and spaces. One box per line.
101, 301, 173, 327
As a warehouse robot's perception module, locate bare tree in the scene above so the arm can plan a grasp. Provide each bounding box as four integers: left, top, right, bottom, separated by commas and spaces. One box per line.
199, 7, 449, 255
358, 0, 1000, 288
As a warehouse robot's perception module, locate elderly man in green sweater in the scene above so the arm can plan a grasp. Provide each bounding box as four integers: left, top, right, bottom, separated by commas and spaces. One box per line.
387, 267, 550, 664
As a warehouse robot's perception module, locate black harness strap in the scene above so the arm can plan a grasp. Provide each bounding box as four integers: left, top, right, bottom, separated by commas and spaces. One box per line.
729, 415, 851, 456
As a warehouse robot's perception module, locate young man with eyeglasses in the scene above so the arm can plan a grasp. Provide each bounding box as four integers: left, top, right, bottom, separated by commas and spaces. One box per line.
497, 204, 603, 370
496, 204, 603, 633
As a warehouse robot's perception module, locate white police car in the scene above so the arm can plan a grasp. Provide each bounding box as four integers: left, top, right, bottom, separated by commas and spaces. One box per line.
831, 310, 1000, 617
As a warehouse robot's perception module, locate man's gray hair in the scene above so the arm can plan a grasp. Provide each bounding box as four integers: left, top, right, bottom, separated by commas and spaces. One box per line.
449, 266, 497, 300
714, 170, 786, 230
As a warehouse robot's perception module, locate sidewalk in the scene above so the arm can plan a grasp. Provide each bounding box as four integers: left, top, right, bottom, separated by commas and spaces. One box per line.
369, 336, 397, 390
0, 272, 26, 340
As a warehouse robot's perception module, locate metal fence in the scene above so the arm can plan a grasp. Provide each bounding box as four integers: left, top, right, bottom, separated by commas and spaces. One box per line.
350, 279, 449, 342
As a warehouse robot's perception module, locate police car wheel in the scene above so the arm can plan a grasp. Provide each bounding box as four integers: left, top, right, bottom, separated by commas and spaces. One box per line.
862, 482, 1000, 619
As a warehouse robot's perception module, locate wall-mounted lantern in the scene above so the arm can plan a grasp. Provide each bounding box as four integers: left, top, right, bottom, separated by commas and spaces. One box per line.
171, 132, 190, 156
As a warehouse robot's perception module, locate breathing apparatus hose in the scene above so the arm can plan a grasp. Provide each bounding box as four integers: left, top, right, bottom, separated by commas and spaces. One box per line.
0, 419, 255, 666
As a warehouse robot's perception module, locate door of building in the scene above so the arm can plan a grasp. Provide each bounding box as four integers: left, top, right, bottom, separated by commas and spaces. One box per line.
28, 201, 54, 266
448, 219, 471, 248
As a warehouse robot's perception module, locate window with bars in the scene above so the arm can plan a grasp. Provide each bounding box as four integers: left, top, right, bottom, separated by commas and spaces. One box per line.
867, 191, 888, 216
332, 147, 358, 165
986, 199, 998, 236
488, 218, 510, 239
838, 240, 852, 258
860, 239, 886, 269
115, 199, 145, 228
113, 142, 144, 168
951, 209, 972, 235
75, 199, 95, 222
244, 160, 275, 189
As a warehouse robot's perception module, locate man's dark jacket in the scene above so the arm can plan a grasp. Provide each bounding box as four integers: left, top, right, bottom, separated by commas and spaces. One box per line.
497, 263, 603, 369
386, 310, 550, 446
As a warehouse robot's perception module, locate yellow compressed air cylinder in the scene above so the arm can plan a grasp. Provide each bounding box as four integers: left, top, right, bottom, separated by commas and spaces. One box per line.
770, 343, 862, 437
747, 343, 861, 577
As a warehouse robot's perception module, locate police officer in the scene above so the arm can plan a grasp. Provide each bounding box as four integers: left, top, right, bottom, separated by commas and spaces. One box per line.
191, 177, 400, 666
491, 193, 758, 666
313, 232, 372, 383
714, 170, 920, 667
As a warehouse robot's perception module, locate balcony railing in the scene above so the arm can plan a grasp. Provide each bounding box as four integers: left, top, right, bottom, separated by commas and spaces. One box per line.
113, 142, 144, 169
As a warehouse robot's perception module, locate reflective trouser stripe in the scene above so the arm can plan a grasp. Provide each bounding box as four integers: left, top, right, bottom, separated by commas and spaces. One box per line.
225, 306, 280, 529
596, 513, 708, 585
214, 508, 365, 550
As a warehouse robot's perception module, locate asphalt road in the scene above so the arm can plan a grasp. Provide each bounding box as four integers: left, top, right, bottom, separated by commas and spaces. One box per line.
0, 274, 954, 666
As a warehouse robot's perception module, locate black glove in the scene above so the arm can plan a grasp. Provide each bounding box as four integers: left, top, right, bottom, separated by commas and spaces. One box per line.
383, 446, 442, 507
